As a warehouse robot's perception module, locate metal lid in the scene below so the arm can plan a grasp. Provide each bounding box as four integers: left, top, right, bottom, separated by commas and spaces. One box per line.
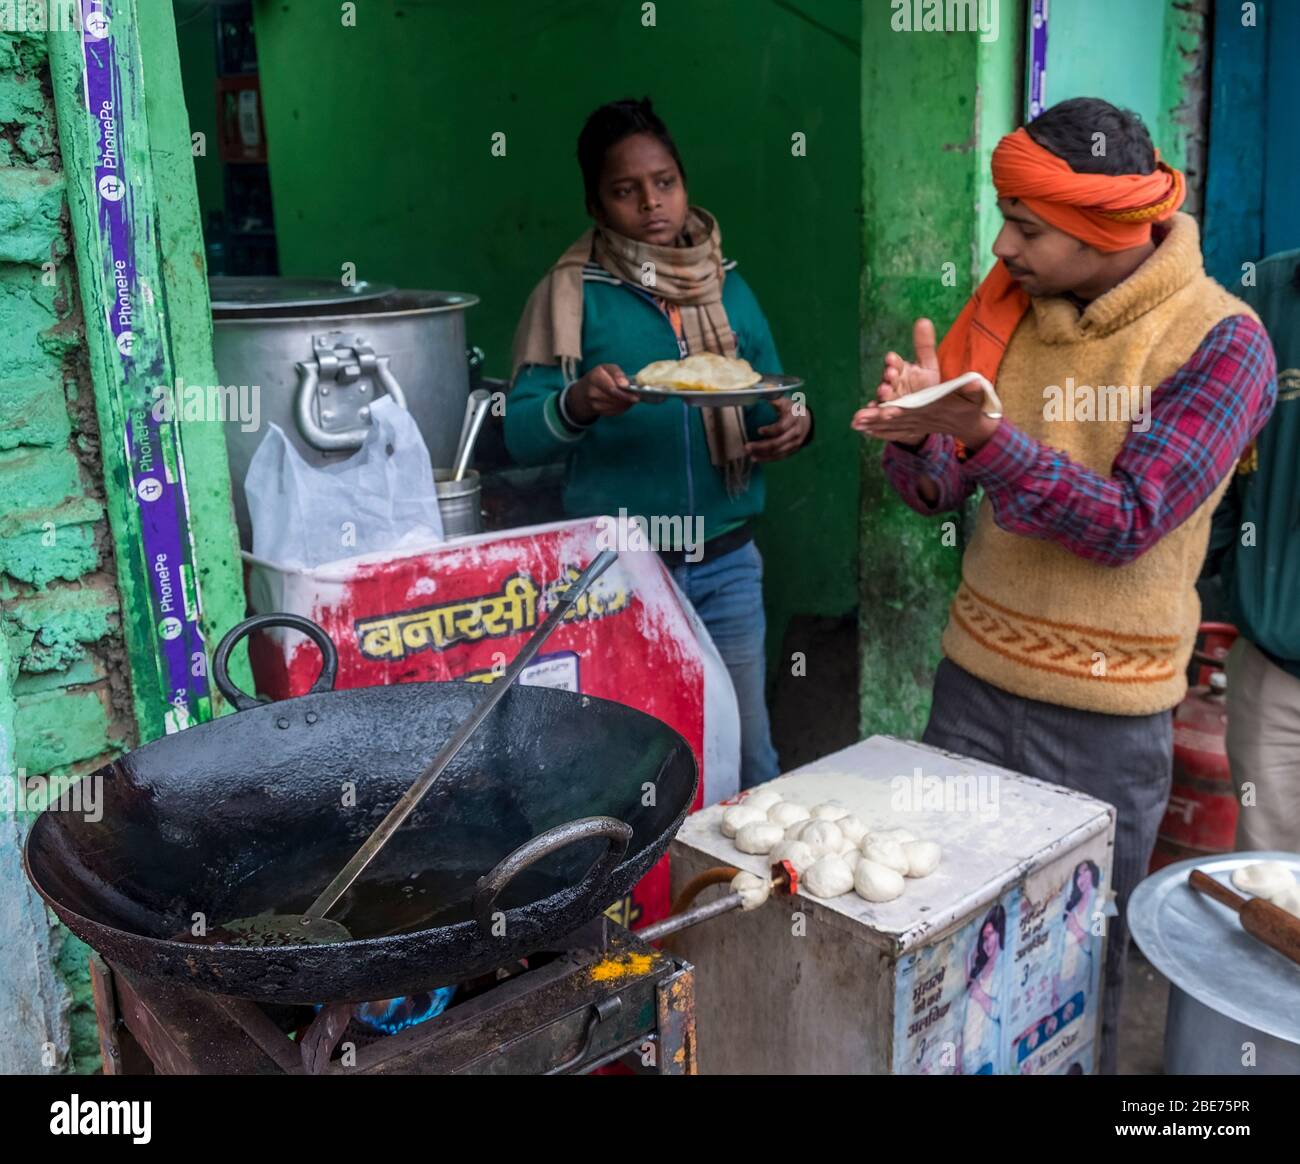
208, 276, 396, 313
1128, 851, 1300, 1044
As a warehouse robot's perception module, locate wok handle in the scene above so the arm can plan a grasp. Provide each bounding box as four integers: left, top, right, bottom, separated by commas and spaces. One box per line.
212, 613, 339, 712
472, 816, 633, 935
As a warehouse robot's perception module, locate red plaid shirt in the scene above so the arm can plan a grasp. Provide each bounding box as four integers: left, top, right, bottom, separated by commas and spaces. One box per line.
881, 315, 1277, 566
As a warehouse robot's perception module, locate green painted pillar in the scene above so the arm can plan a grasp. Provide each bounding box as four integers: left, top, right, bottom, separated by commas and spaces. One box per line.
857, 1, 1023, 737
47, 1, 249, 742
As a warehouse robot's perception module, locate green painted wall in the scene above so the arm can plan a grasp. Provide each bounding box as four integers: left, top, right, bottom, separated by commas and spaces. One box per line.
1037, 0, 1209, 182
246, 0, 862, 670
173, 0, 224, 225
0, 21, 130, 1076
1040, 0, 1166, 130
857, 0, 1023, 737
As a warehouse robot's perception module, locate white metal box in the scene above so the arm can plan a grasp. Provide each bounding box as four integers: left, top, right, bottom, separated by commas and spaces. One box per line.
668, 736, 1115, 1074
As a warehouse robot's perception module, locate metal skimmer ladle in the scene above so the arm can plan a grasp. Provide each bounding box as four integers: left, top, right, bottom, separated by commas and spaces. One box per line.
218, 549, 620, 947
452, 388, 492, 482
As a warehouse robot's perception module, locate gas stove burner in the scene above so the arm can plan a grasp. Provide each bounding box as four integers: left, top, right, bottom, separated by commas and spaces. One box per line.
90, 917, 698, 1075
320, 986, 457, 1037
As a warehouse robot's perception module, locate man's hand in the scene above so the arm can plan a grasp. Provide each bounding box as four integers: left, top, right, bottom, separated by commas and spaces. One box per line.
850, 316, 941, 436
856, 390, 1000, 450
565, 363, 639, 424
746, 395, 811, 463
851, 317, 998, 452
881, 317, 942, 401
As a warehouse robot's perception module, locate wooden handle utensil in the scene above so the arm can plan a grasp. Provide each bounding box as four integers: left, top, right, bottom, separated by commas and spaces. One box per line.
1189, 868, 1300, 967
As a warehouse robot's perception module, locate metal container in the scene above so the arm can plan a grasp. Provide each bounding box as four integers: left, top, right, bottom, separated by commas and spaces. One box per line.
1129, 851, 1300, 1074
210, 277, 479, 547
434, 469, 483, 538
671, 736, 1116, 1074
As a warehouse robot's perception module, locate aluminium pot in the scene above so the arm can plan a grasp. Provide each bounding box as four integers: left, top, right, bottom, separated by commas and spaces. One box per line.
434, 468, 483, 538
210, 277, 480, 548
1128, 851, 1300, 1074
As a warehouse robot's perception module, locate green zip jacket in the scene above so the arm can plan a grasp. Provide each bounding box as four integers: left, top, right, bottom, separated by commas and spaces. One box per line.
1209, 249, 1300, 676
504, 260, 784, 542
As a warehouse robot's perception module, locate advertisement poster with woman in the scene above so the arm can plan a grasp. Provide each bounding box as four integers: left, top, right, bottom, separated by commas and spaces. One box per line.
893, 900, 1016, 1074
893, 835, 1110, 1074
1011, 854, 1108, 1074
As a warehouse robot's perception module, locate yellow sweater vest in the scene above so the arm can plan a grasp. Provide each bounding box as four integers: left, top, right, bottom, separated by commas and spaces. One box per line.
942, 214, 1255, 715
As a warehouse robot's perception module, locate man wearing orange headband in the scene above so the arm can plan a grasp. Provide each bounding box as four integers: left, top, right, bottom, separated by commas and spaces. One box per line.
854, 98, 1277, 1074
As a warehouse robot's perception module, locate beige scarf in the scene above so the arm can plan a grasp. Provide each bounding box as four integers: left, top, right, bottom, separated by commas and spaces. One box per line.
511, 206, 751, 495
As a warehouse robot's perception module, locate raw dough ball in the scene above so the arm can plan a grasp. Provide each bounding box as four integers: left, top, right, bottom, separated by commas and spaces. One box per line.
903, 840, 941, 878
862, 836, 911, 876
743, 788, 783, 813
804, 854, 854, 899
1269, 885, 1300, 920
735, 821, 785, 854
800, 820, 845, 860
1231, 860, 1296, 897
837, 814, 868, 846
731, 870, 771, 911
721, 803, 767, 838
811, 801, 849, 822
854, 857, 905, 903
768, 802, 811, 829
770, 839, 815, 874
872, 827, 917, 845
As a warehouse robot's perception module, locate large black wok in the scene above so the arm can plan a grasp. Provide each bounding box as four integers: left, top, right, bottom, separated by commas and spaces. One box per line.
23, 614, 697, 1004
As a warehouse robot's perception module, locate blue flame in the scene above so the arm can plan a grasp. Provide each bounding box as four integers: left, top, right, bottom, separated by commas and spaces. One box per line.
312, 986, 456, 1035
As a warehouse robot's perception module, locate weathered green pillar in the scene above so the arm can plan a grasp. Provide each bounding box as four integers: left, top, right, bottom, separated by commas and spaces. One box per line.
47, 0, 249, 743
857, 0, 1023, 737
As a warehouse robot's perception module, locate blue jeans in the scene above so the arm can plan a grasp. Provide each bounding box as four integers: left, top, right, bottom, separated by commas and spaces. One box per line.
671, 540, 781, 788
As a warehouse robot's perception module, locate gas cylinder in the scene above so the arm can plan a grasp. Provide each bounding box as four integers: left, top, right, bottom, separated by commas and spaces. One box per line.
1149, 624, 1239, 872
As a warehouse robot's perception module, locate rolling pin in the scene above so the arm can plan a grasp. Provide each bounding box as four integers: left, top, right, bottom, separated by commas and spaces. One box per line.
1189, 869, 1300, 966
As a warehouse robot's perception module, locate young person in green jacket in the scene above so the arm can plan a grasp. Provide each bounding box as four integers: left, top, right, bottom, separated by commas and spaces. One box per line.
505, 97, 812, 788
1207, 249, 1300, 852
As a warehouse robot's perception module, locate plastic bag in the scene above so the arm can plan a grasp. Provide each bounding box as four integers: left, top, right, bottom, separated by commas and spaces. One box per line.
667, 571, 741, 805
244, 395, 444, 568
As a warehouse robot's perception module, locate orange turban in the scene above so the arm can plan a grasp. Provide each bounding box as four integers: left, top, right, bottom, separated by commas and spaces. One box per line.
938, 127, 1186, 384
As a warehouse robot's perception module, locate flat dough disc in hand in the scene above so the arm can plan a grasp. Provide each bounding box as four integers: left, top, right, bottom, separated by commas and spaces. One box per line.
885, 372, 1004, 417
